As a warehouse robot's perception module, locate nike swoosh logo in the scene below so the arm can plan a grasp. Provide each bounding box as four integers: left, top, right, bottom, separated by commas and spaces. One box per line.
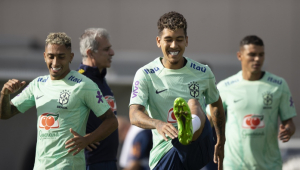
156, 89, 167, 94
36, 95, 44, 100
234, 99, 242, 103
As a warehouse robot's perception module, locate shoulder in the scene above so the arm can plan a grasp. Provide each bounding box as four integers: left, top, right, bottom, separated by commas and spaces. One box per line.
135, 57, 162, 78
217, 71, 242, 90
185, 57, 213, 76
263, 71, 287, 86
34, 75, 50, 83
67, 70, 97, 88
30, 75, 50, 87
186, 57, 211, 73
140, 57, 162, 74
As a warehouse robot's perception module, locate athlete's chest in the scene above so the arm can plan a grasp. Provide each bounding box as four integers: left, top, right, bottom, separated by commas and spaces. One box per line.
148, 74, 208, 101
225, 82, 281, 114
33, 84, 81, 112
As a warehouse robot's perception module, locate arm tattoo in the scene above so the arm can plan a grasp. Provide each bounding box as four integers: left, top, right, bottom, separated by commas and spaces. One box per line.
212, 109, 225, 139
130, 105, 155, 129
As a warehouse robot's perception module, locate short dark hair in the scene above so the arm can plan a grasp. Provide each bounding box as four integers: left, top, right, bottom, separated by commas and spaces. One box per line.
240, 35, 264, 47
157, 11, 187, 36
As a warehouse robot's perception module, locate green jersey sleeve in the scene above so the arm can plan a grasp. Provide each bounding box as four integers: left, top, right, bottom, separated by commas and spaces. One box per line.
279, 79, 297, 121
205, 80, 226, 116
83, 83, 111, 117
11, 81, 35, 113
203, 67, 219, 105
129, 68, 149, 108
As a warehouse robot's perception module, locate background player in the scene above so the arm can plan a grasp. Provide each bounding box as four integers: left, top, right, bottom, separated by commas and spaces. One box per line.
77, 28, 119, 170
129, 11, 225, 170
207, 35, 297, 170
120, 125, 152, 170
0, 32, 118, 170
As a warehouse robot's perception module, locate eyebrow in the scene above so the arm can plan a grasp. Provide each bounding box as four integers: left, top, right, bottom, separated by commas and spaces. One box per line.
164, 36, 185, 39
103, 45, 112, 49
47, 53, 65, 55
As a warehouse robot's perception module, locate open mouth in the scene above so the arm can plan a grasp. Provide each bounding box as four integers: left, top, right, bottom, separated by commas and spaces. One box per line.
169, 51, 179, 56
52, 67, 61, 72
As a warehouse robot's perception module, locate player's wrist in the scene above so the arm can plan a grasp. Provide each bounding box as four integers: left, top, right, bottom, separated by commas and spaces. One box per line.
216, 137, 226, 144
0, 91, 9, 96
154, 119, 164, 129
84, 133, 95, 145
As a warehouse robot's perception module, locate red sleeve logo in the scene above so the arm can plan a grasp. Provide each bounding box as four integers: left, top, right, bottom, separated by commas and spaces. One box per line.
105, 96, 117, 112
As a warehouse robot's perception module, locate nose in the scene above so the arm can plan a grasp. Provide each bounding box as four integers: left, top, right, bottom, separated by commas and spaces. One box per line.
170, 40, 177, 48
52, 57, 58, 67
254, 55, 261, 61
109, 48, 114, 56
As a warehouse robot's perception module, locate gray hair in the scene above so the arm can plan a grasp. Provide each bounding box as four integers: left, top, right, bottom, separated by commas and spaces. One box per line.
79, 28, 110, 59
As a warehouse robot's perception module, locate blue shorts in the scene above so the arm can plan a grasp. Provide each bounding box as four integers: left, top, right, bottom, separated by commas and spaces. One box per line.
86, 161, 117, 170
153, 116, 214, 170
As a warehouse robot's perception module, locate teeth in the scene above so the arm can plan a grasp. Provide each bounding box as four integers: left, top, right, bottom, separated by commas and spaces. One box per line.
169, 51, 179, 55
52, 67, 61, 71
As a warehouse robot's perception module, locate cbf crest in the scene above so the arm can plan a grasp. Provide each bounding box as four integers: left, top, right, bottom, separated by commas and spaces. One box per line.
263, 91, 273, 105
59, 90, 71, 105
188, 81, 199, 98
263, 91, 272, 109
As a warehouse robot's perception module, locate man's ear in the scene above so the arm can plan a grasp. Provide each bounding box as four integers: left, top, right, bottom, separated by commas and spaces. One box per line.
43, 52, 46, 62
156, 36, 161, 48
237, 51, 242, 61
70, 53, 74, 63
185, 36, 188, 47
87, 49, 93, 58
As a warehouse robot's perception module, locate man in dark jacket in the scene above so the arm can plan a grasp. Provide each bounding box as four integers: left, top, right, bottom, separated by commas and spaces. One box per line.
77, 28, 118, 170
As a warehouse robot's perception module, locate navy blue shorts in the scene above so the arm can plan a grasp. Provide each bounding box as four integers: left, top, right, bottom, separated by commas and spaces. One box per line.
153, 116, 214, 170
86, 161, 117, 170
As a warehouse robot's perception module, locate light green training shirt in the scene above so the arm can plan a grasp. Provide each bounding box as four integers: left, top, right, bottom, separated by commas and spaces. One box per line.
11, 70, 110, 170
129, 57, 219, 169
207, 71, 297, 170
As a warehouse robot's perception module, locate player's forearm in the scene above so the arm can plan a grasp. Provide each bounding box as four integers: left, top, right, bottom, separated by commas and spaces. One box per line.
131, 111, 158, 129
212, 111, 226, 143
129, 104, 158, 129
207, 114, 214, 127
210, 97, 226, 143
86, 111, 118, 143
0, 94, 12, 119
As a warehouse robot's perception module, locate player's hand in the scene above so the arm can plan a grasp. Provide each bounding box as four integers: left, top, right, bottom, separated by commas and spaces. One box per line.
1, 79, 26, 95
86, 142, 100, 151
214, 142, 224, 170
278, 124, 292, 142
65, 128, 91, 156
155, 120, 178, 141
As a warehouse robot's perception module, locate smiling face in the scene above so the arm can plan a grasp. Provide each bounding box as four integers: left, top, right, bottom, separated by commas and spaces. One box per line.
237, 44, 265, 75
44, 44, 74, 80
156, 28, 188, 69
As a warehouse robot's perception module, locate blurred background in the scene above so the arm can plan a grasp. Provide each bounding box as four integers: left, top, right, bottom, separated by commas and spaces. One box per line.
0, 0, 299, 169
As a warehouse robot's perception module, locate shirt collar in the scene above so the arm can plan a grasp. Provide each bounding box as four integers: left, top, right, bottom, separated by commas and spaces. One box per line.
78, 63, 107, 78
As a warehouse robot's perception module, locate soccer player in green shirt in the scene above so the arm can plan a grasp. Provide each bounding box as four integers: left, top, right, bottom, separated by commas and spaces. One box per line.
129, 11, 226, 170
207, 35, 297, 170
0, 32, 118, 170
